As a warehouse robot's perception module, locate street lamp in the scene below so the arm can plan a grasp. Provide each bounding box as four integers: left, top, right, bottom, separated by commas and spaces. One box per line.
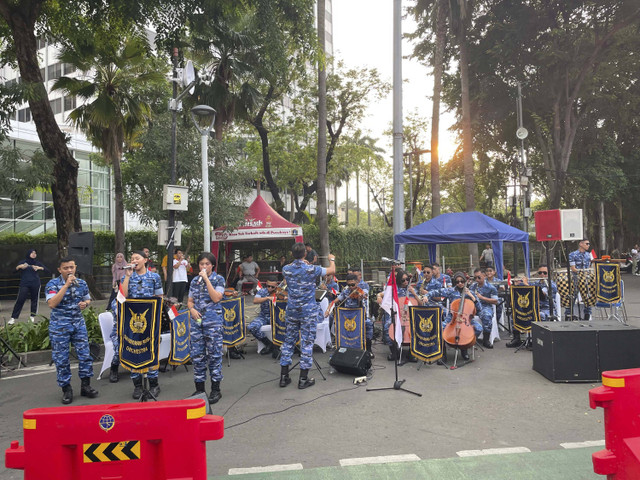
190, 104, 216, 252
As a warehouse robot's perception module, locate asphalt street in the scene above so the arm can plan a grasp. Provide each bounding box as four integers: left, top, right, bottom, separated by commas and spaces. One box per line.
2, 273, 640, 479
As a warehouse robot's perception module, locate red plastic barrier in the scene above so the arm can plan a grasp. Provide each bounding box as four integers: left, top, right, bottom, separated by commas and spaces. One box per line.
590, 369, 640, 479
5, 399, 223, 480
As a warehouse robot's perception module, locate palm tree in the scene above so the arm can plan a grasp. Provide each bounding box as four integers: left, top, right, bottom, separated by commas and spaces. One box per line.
53, 34, 165, 254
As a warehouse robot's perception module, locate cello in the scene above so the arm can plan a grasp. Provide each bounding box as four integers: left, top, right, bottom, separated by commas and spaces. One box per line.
443, 288, 476, 350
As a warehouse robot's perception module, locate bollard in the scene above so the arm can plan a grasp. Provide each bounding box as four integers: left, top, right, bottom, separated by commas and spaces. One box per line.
5, 398, 223, 480
590, 368, 640, 479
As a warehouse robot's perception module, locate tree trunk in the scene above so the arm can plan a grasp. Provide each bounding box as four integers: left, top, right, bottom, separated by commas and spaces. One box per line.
459, 20, 478, 265
316, 0, 330, 266
0, 0, 82, 257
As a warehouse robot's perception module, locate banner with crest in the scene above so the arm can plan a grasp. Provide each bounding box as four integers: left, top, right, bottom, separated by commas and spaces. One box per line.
169, 309, 190, 365
221, 296, 245, 347
270, 301, 288, 346
118, 297, 162, 372
409, 305, 443, 362
595, 262, 621, 304
335, 307, 365, 350
510, 285, 540, 332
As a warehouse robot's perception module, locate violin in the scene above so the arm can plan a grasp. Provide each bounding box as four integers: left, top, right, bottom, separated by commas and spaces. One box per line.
275, 287, 288, 301
443, 288, 476, 351
224, 287, 239, 297
349, 286, 366, 300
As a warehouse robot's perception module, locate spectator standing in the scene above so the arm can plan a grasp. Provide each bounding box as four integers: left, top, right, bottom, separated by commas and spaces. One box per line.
631, 244, 639, 276
172, 249, 189, 303
480, 244, 494, 268
305, 243, 318, 264
9, 249, 50, 325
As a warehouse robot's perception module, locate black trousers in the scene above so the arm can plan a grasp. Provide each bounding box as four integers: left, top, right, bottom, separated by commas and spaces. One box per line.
11, 283, 40, 318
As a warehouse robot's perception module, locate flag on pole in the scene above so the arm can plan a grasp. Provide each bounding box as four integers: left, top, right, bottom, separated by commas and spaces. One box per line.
591, 249, 597, 260
331, 287, 338, 296
167, 303, 179, 320
257, 280, 263, 290
507, 271, 512, 286
116, 284, 127, 304
381, 271, 402, 348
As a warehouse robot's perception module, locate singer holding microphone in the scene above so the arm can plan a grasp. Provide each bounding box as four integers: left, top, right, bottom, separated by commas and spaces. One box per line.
117, 250, 163, 398
187, 252, 226, 404
45, 256, 98, 404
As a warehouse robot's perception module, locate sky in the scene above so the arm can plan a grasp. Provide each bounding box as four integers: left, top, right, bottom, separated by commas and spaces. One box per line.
330, 0, 458, 181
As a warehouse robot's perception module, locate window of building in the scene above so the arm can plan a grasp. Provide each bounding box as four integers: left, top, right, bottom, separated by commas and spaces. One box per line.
64, 96, 76, 112
39, 68, 45, 80
47, 63, 62, 81
36, 37, 48, 50
50, 97, 62, 115
17, 108, 31, 122
63, 63, 76, 75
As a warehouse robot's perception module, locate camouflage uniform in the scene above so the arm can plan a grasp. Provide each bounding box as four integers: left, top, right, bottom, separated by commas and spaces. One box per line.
532, 279, 558, 321
248, 287, 272, 342
469, 281, 498, 333
111, 270, 163, 378
45, 277, 93, 387
280, 260, 326, 370
188, 272, 226, 383
566, 250, 592, 318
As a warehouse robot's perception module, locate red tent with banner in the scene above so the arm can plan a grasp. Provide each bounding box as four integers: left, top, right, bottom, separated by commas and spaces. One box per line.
211, 195, 304, 261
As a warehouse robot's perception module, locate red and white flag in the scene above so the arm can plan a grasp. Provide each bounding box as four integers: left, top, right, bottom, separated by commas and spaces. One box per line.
381, 272, 403, 348
256, 280, 263, 290
116, 284, 127, 304
507, 271, 512, 286
591, 249, 597, 260
443, 275, 446, 287
167, 304, 179, 320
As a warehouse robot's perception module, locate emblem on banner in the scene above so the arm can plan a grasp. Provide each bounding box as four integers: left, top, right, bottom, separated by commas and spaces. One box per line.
517, 292, 530, 309
129, 308, 148, 334
335, 307, 365, 350
603, 269, 615, 283
344, 316, 357, 332
223, 306, 236, 322
419, 314, 433, 332
176, 319, 186, 337
279, 309, 286, 322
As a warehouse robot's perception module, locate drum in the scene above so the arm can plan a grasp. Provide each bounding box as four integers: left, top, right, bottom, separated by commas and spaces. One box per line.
554, 271, 572, 308
577, 268, 597, 307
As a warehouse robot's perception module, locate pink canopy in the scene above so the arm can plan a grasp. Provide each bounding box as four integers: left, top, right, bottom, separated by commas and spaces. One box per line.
211, 196, 304, 259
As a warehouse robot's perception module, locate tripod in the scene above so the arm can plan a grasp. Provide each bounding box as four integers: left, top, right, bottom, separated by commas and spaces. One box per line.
138, 372, 158, 402
278, 344, 326, 381
367, 264, 421, 397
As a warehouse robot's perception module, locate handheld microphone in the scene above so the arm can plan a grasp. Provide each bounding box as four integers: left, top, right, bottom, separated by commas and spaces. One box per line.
381, 256, 403, 265
124, 264, 136, 269
197, 269, 206, 284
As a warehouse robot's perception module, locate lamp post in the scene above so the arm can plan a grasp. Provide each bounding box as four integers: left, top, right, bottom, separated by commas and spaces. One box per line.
190, 105, 216, 252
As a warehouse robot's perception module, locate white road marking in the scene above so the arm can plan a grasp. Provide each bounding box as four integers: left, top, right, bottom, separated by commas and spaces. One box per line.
339, 454, 421, 466
228, 464, 304, 475
560, 440, 605, 449
456, 447, 531, 457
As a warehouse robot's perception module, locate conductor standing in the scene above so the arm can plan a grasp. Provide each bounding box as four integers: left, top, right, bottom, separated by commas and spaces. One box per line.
279, 242, 335, 389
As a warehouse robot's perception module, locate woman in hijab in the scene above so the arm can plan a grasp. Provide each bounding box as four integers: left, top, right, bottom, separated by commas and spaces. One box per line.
106, 253, 128, 308
9, 249, 49, 324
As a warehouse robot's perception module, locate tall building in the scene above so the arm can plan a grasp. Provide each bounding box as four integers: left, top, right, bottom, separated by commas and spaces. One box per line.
0, 37, 112, 235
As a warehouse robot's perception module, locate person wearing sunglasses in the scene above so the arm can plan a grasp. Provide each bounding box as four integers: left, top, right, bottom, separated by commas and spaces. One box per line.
431, 262, 451, 288
249, 277, 280, 358
566, 238, 593, 320
468, 268, 499, 348
425, 272, 483, 360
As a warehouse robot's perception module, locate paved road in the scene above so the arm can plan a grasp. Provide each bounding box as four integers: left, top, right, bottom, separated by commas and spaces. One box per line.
2, 274, 640, 479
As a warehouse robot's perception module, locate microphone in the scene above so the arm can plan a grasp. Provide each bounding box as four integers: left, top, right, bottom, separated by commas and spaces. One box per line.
381, 257, 403, 265
197, 269, 206, 284
124, 264, 136, 269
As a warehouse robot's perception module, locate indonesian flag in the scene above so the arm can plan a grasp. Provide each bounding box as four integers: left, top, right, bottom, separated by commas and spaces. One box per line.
381, 272, 403, 348
167, 304, 179, 320
257, 280, 263, 290
331, 287, 338, 296
507, 271, 512, 286
591, 249, 597, 260
116, 284, 127, 304
443, 275, 446, 287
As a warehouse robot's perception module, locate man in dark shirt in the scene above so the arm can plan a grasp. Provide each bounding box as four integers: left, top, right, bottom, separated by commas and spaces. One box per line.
305, 243, 318, 264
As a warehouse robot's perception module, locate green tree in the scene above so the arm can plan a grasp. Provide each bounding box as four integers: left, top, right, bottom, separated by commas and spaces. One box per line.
53, 33, 166, 254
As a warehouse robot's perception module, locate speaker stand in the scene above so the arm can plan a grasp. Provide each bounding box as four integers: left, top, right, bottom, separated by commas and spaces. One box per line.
0, 335, 26, 378
367, 343, 421, 397
286, 345, 326, 381
514, 331, 532, 353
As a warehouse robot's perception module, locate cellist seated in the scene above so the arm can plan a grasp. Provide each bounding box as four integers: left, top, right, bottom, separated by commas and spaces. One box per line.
425, 271, 483, 360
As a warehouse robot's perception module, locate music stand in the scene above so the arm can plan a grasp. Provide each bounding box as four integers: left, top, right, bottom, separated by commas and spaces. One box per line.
367, 264, 422, 397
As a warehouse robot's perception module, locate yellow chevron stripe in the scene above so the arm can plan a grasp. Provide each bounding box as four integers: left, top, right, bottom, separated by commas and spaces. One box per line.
83, 441, 141, 462
602, 376, 625, 388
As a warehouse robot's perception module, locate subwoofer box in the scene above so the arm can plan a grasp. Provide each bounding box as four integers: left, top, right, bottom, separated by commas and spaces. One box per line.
329, 347, 371, 376
532, 321, 640, 383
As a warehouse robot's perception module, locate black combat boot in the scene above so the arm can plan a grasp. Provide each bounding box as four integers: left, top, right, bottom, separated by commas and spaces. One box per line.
192, 381, 205, 396
132, 377, 143, 399
80, 377, 99, 398
279, 365, 291, 387
109, 363, 119, 383
298, 369, 315, 389
61, 384, 73, 405
229, 347, 242, 359
506, 331, 522, 348
148, 377, 161, 397
260, 338, 275, 355
209, 380, 222, 404
366, 340, 375, 359
482, 332, 493, 349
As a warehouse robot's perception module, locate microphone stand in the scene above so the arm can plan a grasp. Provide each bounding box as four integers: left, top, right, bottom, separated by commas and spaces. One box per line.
367, 263, 422, 397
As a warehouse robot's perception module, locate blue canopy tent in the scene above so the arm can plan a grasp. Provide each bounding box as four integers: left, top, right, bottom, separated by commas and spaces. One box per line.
394, 212, 530, 280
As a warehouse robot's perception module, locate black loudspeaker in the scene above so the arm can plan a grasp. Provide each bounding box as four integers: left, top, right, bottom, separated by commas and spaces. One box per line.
68, 232, 95, 275
329, 347, 371, 376
532, 321, 640, 383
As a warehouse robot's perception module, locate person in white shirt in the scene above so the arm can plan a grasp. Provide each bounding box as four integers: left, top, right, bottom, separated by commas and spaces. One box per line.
236, 254, 260, 294
632, 244, 639, 276
172, 249, 190, 303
